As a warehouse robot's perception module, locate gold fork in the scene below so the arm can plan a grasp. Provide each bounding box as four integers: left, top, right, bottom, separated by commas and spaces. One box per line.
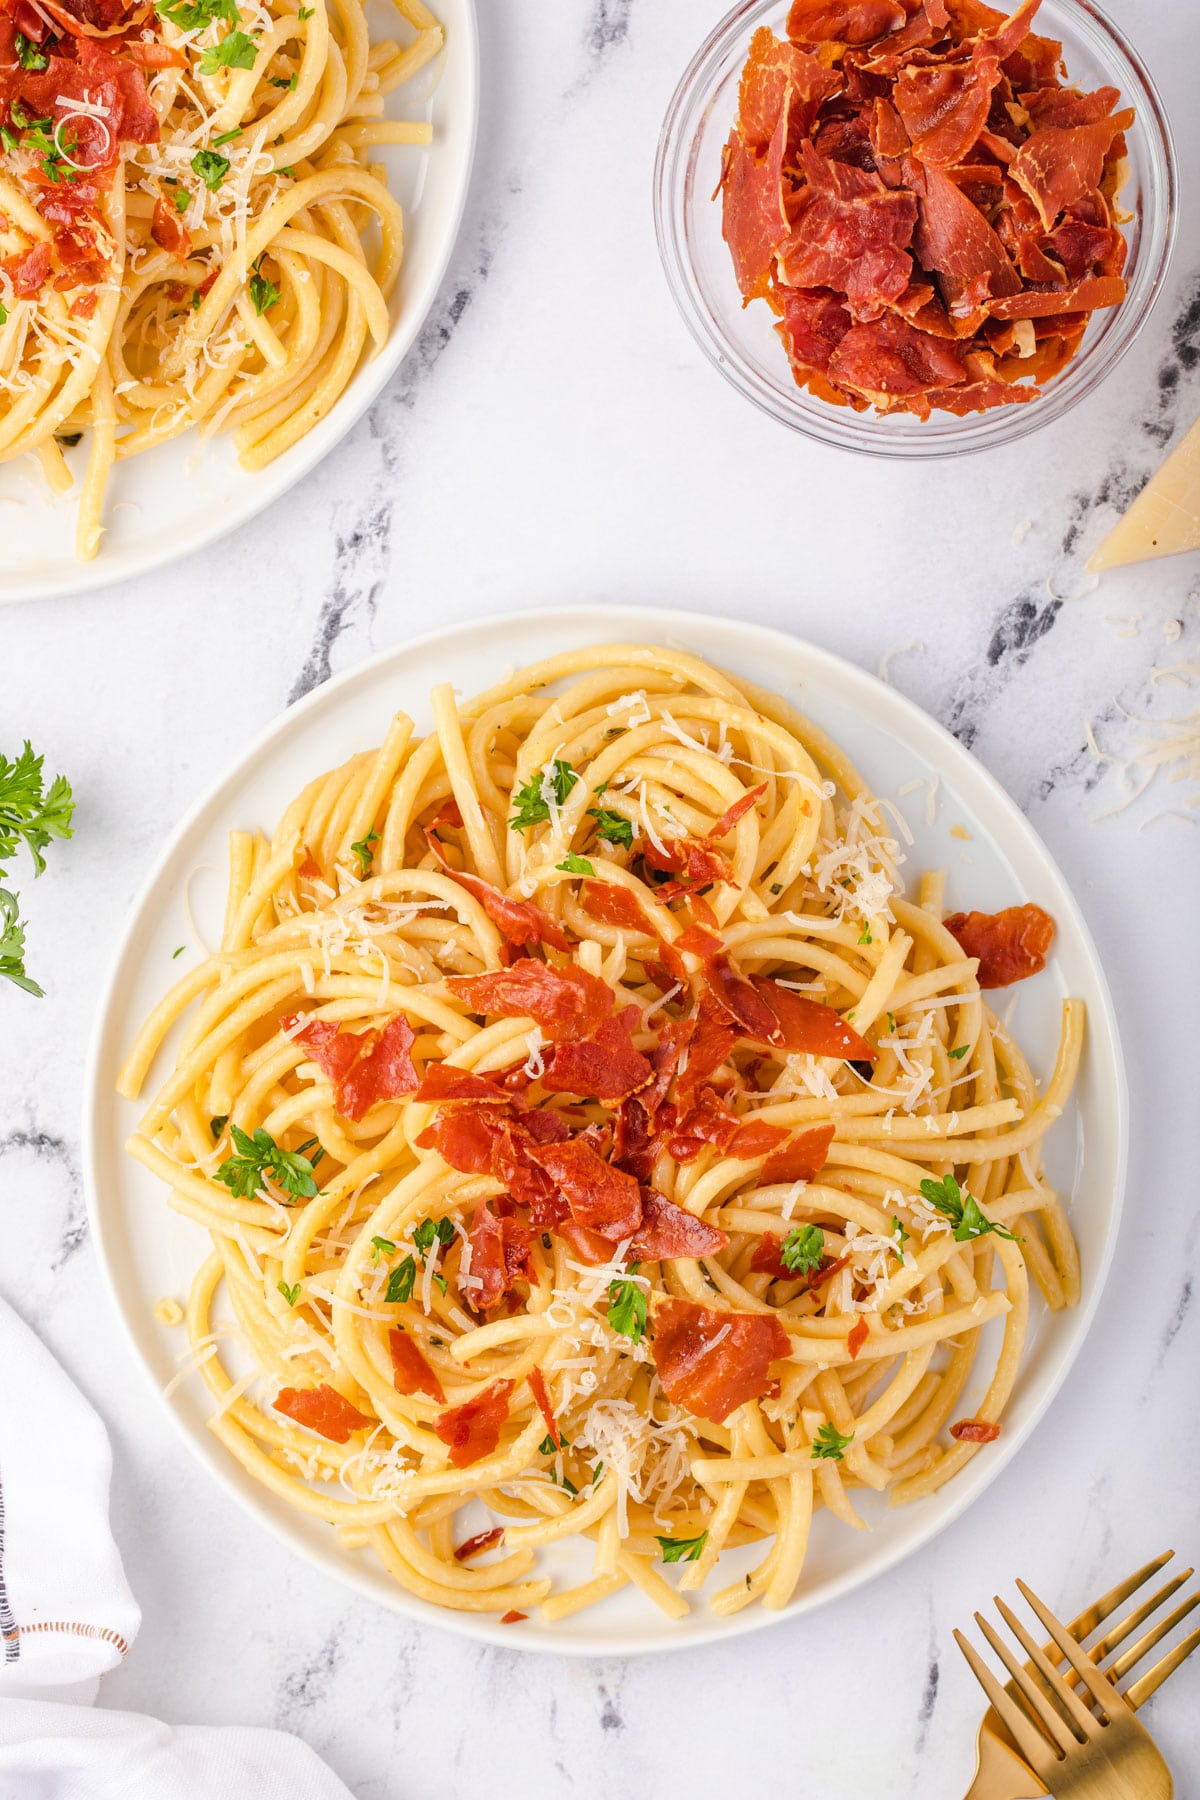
963, 1553, 1200, 1799
956, 1568, 1190, 1799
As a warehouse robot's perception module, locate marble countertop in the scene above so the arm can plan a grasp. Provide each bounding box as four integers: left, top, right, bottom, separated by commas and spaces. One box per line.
2, 0, 1198, 1792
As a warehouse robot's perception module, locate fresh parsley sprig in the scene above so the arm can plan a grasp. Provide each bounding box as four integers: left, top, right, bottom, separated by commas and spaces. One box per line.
350, 831, 378, 876
199, 28, 258, 73
14, 32, 48, 70
556, 853, 593, 877
508, 760, 578, 832
248, 253, 280, 313
657, 1531, 708, 1564
811, 1422, 854, 1461
586, 805, 633, 848
919, 1174, 1018, 1244
606, 1265, 647, 1344
780, 1223, 824, 1276
215, 1124, 320, 1201
0, 742, 75, 996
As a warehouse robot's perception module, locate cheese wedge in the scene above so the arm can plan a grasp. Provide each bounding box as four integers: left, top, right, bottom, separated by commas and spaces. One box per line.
1087, 415, 1200, 573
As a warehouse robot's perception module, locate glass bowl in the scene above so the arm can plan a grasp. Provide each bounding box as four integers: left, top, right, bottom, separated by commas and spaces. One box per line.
653, 0, 1177, 458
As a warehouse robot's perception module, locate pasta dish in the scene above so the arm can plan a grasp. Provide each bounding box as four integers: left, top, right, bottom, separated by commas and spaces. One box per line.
119, 644, 1083, 1626
0, 0, 442, 559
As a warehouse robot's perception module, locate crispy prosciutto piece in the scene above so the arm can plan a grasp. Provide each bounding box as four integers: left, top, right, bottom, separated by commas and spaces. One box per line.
750, 976, 876, 1061
2, 242, 51, 300
630, 1189, 729, 1262
435, 1379, 513, 1469
454, 1527, 504, 1560
786, 0, 906, 43
666, 1085, 741, 1163
719, 89, 797, 301
149, 201, 191, 262
904, 156, 1022, 308
542, 1005, 653, 1103
529, 1138, 643, 1240
651, 1298, 791, 1424
675, 994, 737, 1108
467, 1204, 533, 1310
728, 1119, 791, 1158
705, 953, 784, 1043
418, 1105, 503, 1175
425, 827, 570, 951
448, 962, 612, 1045
274, 1384, 371, 1444
777, 287, 854, 376
738, 29, 842, 153
846, 1317, 870, 1359
777, 144, 918, 321
893, 40, 1002, 167
639, 835, 735, 890
950, 1417, 1002, 1442
1021, 84, 1119, 130
528, 1365, 560, 1448
580, 881, 655, 935
1009, 110, 1134, 229
388, 1329, 446, 1403
284, 1011, 419, 1119
828, 309, 967, 403
986, 273, 1124, 318
944, 902, 1055, 986
413, 1063, 511, 1105
284, 1014, 365, 1085
761, 1121, 836, 1184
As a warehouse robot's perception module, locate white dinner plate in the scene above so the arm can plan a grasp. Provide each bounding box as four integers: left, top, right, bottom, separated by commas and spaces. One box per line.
83, 605, 1127, 1655
0, 0, 478, 605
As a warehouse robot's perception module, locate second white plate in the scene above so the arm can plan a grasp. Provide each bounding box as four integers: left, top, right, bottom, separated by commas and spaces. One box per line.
83, 605, 1127, 1654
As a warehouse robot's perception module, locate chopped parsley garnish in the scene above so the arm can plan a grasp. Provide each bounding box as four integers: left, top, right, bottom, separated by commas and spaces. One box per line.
277, 1279, 301, 1306
191, 289, 202, 309
212, 127, 242, 146
157, 0, 237, 27
370, 1234, 396, 1262
209, 1114, 228, 1139
857, 922, 872, 945
891, 1216, 909, 1258
297, 4, 313, 15
811, 1422, 854, 1461
14, 32, 48, 71
350, 830, 378, 876
947, 1043, 970, 1060
172, 944, 186, 958
248, 254, 280, 313
412, 1216, 455, 1261
886, 1012, 896, 1032
587, 805, 634, 848
657, 1531, 708, 1564
271, 72, 298, 88
780, 1223, 824, 1276
606, 1265, 647, 1344
0, 129, 14, 156
919, 1174, 1018, 1244
191, 147, 230, 190
0, 742, 74, 997
55, 431, 82, 447
385, 1256, 416, 1303
508, 759, 578, 831
215, 1124, 320, 1201
538, 1431, 569, 1456
556, 853, 593, 877
199, 29, 258, 72
173, 186, 191, 214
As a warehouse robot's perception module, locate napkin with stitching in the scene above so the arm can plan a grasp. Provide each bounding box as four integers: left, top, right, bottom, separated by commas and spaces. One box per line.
0, 1299, 355, 1799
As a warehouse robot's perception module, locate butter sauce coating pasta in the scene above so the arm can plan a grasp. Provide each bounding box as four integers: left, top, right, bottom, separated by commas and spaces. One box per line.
118, 645, 1084, 1624
0, 0, 442, 559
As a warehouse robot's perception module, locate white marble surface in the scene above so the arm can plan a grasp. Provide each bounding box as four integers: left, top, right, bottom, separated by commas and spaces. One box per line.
2, 0, 1199, 1792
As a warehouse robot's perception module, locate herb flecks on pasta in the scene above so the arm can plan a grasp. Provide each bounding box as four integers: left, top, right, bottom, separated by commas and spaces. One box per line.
0, 0, 442, 560
119, 645, 1084, 1625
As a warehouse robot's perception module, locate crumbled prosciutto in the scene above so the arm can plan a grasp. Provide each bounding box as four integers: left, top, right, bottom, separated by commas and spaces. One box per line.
151, 198, 192, 263
950, 1417, 1001, 1442
542, 1006, 653, 1102
388, 1328, 445, 1402
529, 1137, 643, 1240
413, 1063, 511, 1106
651, 1298, 791, 1424
425, 826, 570, 951
448, 962, 612, 1044
468, 1203, 532, 1310
283, 1012, 419, 1120
435, 1379, 513, 1468
630, 1189, 729, 1262
454, 1527, 504, 1561
761, 1121, 836, 1184
944, 901, 1055, 986
528, 1366, 560, 1448
274, 1384, 371, 1443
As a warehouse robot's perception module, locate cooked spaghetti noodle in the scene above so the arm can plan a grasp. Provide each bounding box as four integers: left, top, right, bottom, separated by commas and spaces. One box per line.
118, 644, 1084, 1624
0, 0, 442, 559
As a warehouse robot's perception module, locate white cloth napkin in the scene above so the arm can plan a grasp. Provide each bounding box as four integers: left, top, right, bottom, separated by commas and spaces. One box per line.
0, 1299, 355, 1799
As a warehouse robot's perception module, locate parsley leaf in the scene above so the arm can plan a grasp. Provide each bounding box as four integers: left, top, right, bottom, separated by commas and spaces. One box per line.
212, 127, 241, 146
947, 1043, 970, 1060
14, 32, 48, 70
350, 831, 378, 876
811, 1422, 854, 1461
657, 1531, 708, 1564
173, 186, 191, 214
157, 0, 237, 27
198, 29, 258, 72
191, 147, 230, 190
215, 1123, 320, 1202
385, 1256, 416, 1303
297, 4, 313, 14
919, 1174, 1018, 1244
0, 888, 40, 997
0, 742, 75, 876
538, 1431, 569, 1456
556, 853, 594, 877
857, 922, 872, 945
606, 1265, 647, 1344
370, 1234, 395, 1262
780, 1223, 824, 1276
508, 760, 578, 832
0, 303, 7, 327
412, 1216, 455, 1262
248, 259, 280, 314
891, 1215, 909, 1258
271, 71, 297, 88
277, 1279, 301, 1306
209, 1114, 228, 1139
586, 806, 634, 848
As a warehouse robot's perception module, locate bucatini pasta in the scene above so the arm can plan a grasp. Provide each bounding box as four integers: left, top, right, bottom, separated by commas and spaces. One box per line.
0, 0, 442, 559
118, 644, 1083, 1625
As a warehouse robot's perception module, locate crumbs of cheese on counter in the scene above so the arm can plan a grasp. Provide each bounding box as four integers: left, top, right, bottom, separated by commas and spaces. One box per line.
154, 1297, 184, 1326
949, 824, 972, 841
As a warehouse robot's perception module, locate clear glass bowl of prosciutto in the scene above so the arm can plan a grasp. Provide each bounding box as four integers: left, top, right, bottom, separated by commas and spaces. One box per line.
654, 0, 1176, 455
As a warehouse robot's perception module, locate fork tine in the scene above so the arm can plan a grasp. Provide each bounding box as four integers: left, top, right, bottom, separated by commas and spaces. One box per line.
995, 1596, 1100, 1737
1110, 1590, 1200, 1683
974, 1611, 1079, 1754
1126, 1625, 1200, 1709
954, 1628, 1058, 1773
1064, 1552, 1174, 1644
1089, 1571, 1192, 1664
1017, 1580, 1132, 1719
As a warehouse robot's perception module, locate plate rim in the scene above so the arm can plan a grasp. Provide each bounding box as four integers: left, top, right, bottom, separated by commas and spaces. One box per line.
0, 0, 480, 608
82, 603, 1129, 1656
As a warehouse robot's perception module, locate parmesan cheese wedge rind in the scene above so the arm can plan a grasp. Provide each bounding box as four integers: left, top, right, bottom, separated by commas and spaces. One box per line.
1087, 416, 1200, 573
